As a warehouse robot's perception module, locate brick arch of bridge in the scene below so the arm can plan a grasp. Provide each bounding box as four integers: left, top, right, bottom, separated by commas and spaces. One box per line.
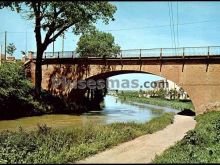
63, 63, 220, 115
34, 60, 220, 115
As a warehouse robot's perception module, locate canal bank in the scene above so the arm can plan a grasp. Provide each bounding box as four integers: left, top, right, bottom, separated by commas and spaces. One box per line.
77, 114, 196, 164
0, 113, 174, 163
0, 95, 179, 132
153, 111, 220, 163
117, 92, 194, 111
0, 95, 179, 163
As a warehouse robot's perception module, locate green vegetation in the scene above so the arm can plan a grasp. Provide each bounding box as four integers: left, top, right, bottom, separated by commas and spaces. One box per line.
76, 30, 120, 58
0, 2, 117, 97
0, 62, 45, 119
6, 43, 16, 56
153, 111, 220, 163
0, 113, 174, 163
0, 62, 89, 119
117, 91, 194, 111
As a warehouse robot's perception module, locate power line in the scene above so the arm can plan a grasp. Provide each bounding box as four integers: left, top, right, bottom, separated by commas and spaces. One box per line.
170, 2, 176, 48
101, 20, 217, 32
0, 19, 217, 34
170, 2, 177, 50
168, 2, 174, 49
176, 1, 180, 47
25, 30, 27, 55
5, 31, 7, 59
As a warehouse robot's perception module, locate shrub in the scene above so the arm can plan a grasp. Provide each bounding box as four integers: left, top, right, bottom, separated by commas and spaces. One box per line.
0, 63, 46, 119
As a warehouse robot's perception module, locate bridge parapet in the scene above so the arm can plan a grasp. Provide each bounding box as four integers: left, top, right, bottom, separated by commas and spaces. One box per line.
31, 46, 220, 59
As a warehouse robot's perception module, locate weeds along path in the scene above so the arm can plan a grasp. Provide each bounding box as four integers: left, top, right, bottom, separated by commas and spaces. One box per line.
77, 115, 196, 164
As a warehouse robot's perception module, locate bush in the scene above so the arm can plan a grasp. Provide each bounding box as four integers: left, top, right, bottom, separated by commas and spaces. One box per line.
0, 63, 45, 119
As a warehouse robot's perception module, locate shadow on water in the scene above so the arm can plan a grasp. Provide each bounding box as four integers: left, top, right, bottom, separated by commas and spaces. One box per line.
0, 95, 181, 132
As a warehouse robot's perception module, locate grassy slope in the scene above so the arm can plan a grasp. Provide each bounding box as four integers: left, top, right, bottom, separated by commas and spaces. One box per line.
153, 111, 220, 163
117, 93, 194, 111
0, 113, 174, 164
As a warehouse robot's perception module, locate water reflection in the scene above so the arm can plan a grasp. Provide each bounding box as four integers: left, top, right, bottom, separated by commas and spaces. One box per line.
83, 95, 180, 124
0, 95, 180, 131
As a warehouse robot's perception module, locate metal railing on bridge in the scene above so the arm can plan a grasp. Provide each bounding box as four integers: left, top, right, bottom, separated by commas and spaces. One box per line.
32, 46, 220, 59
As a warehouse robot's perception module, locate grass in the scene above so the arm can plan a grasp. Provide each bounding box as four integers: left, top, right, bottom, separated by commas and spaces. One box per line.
153, 110, 220, 163
0, 112, 174, 164
117, 92, 194, 111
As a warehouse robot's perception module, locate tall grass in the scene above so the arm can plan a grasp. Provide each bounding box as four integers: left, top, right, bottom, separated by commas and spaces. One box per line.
117, 91, 194, 111
0, 113, 174, 163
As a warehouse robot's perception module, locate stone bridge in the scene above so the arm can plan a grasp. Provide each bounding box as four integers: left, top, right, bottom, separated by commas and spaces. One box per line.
25, 46, 220, 115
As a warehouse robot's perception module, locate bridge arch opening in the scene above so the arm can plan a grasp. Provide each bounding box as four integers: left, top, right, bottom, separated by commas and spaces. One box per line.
82, 71, 195, 113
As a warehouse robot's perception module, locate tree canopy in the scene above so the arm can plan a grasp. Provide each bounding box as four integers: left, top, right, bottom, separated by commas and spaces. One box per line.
0, 2, 117, 46
0, 1, 117, 97
6, 43, 16, 56
76, 30, 121, 58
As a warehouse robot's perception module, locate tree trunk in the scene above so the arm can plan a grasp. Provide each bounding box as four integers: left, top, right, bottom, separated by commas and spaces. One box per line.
34, 47, 44, 99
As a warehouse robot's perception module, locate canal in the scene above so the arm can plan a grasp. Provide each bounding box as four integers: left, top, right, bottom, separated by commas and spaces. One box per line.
0, 95, 180, 132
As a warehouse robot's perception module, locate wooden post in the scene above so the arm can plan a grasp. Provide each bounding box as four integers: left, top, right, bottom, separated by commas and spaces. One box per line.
4, 31, 7, 61
160, 48, 163, 72
207, 46, 210, 58
160, 48, 162, 59
206, 46, 210, 72
52, 33, 55, 57
25, 30, 27, 55
139, 49, 142, 70
0, 45, 2, 65
62, 34, 64, 58
183, 47, 185, 58
139, 49, 141, 60
120, 51, 123, 69
182, 47, 185, 72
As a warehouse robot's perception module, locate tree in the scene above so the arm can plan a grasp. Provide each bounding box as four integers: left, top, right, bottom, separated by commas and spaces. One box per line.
76, 30, 120, 58
0, 2, 117, 98
6, 43, 16, 56
21, 51, 26, 56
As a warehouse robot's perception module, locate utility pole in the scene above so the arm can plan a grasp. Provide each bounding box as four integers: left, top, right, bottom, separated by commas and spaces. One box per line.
52, 32, 54, 57
62, 33, 64, 57
4, 31, 7, 61
0, 45, 2, 65
25, 30, 27, 55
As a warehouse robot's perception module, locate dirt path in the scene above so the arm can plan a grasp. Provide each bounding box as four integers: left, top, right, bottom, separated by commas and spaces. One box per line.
77, 115, 196, 164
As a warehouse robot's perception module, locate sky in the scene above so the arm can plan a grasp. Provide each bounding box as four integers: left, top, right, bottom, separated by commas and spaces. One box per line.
0, 1, 220, 90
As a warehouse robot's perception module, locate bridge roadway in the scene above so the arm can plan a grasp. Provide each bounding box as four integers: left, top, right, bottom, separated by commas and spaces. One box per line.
28, 46, 220, 65
37, 55, 220, 65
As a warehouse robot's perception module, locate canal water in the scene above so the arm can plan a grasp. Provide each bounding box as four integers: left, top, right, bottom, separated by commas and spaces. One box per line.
0, 95, 180, 132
